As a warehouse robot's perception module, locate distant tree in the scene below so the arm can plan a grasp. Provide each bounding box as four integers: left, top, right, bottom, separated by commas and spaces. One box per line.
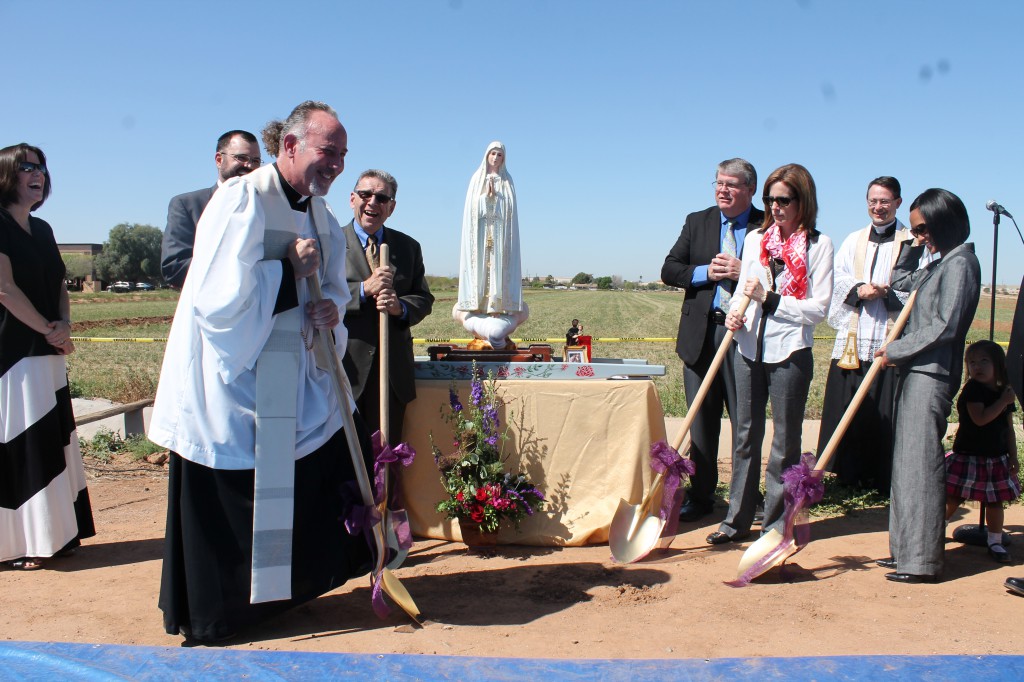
545, 274, 555, 284
61, 253, 93, 280
623, 281, 636, 291
425, 275, 459, 291
571, 272, 593, 285
611, 275, 623, 289
595, 276, 613, 290
646, 281, 662, 291
93, 223, 163, 283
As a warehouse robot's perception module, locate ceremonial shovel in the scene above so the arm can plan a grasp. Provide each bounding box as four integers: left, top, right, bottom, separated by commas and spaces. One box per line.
734, 290, 917, 584
307, 272, 421, 623
610, 296, 751, 564
376, 244, 412, 570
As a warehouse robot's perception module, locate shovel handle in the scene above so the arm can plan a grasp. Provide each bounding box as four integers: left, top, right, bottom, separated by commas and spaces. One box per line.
670, 295, 752, 451
379, 243, 391, 444
813, 290, 918, 472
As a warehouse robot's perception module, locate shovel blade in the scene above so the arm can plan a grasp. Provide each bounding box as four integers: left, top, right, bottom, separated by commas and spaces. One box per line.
736, 528, 799, 581
380, 568, 421, 621
609, 498, 667, 564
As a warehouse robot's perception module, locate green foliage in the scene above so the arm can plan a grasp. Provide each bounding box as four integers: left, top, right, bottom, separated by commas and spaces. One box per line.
62, 253, 93, 280
425, 274, 458, 291
93, 223, 163, 283
595, 276, 613, 290
79, 428, 163, 463
571, 272, 593, 284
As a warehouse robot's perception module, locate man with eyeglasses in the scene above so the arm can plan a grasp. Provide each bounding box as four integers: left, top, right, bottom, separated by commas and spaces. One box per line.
661, 158, 763, 523
341, 170, 433, 441
816, 176, 931, 495
161, 129, 262, 288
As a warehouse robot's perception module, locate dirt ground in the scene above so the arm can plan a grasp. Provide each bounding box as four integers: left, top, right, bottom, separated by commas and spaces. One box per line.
4, 454, 1024, 661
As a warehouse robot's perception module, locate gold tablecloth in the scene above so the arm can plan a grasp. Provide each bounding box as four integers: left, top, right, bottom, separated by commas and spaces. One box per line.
399, 378, 667, 546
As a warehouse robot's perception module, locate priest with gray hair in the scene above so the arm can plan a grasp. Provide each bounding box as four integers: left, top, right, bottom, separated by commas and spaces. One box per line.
150, 101, 372, 643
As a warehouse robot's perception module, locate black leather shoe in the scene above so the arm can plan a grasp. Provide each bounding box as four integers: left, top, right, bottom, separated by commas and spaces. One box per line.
875, 557, 897, 569
753, 504, 765, 526
989, 544, 1013, 564
706, 530, 749, 545
1005, 577, 1024, 596
679, 498, 714, 522
885, 572, 938, 584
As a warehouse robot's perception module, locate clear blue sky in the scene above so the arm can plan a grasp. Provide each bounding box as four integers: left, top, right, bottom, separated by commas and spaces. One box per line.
4, 1, 1023, 284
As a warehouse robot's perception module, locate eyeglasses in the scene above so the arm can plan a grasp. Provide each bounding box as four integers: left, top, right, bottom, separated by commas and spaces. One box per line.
18, 161, 47, 175
222, 153, 261, 167
713, 180, 746, 192
355, 189, 394, 203
868, 199, 894, 208
763, 195, 796, 207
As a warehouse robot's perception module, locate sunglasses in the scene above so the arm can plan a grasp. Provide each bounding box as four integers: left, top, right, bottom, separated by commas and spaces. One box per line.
910, 226, 928, 237
18, 161, 47, 175
355, 189, 394, 203
763, 195, 795, 207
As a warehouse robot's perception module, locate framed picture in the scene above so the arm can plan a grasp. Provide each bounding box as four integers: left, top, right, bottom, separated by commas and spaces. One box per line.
566, 345, 589, 363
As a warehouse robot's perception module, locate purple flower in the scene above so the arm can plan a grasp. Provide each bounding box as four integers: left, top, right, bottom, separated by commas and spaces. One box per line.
449, 389, 463, 412
470, 379, 484, 408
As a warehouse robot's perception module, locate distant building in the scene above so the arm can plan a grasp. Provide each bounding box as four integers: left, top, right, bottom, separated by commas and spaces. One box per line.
58, 243, 103, 292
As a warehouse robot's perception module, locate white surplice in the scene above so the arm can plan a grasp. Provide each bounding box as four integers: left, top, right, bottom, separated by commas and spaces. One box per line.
148, 164, 351, 471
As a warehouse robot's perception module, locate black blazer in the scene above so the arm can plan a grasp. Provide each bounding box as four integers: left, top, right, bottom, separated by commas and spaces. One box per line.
661, 205, 764, 366
161, 185, 216, 288
341, 221, 434, 405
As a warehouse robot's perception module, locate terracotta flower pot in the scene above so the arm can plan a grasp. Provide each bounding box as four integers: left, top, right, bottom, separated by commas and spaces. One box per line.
459, 519, 499, 548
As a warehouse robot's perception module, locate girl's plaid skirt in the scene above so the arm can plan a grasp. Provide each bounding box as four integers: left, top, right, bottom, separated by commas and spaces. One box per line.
945, 452, 1021, 503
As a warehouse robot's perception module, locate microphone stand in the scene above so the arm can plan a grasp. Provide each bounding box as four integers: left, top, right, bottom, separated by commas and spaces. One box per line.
951, 207, 1009, 549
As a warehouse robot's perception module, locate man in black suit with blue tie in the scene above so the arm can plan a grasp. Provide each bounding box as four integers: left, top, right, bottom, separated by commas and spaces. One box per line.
160, 130, 261, 288
341, 169, 433, 442
661, 159, 763, 523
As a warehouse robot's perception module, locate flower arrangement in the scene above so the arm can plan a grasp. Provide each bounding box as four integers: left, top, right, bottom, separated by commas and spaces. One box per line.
432, 368, 544, 534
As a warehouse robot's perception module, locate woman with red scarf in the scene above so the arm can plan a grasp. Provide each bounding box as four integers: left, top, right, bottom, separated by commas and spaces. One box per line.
707, 164, 834, 545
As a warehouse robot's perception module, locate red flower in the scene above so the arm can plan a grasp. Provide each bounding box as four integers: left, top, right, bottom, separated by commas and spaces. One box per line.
475, 488, 487, 501
470, 506, 485, 523
456, 491, 464, 502
497, 366, 509, 378
576, 365, 595, 377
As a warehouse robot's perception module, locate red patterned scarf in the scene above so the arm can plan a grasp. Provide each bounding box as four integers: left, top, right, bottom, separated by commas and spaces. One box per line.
759, 225, 808, 299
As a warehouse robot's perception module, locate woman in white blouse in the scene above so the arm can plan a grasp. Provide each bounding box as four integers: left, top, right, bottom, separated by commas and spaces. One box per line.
707, 163, 834, 545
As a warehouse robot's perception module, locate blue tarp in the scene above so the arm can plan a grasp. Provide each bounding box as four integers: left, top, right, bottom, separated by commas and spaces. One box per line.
1, 641, 1022, 681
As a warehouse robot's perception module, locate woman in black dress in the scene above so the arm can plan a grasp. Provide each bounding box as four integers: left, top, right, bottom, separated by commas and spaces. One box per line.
0, 143, 95, 570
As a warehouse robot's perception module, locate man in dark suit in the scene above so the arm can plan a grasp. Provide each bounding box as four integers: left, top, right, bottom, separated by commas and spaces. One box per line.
661, 158, 763, 522
341, 169, 433, 442
161, 130, 261, 287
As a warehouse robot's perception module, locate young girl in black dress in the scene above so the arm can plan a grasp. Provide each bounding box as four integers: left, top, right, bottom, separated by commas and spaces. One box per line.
946, 340, 1021, 563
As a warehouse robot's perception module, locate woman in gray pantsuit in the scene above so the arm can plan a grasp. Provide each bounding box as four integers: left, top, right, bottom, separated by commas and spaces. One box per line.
877, 188, 981, 584
709, 164, 834, 545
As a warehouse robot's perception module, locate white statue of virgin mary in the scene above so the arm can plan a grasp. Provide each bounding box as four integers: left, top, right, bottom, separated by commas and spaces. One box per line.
454, 141, 528, 348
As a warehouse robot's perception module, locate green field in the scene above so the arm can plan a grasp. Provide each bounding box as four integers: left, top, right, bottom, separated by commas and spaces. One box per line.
67, 287, 1017, 419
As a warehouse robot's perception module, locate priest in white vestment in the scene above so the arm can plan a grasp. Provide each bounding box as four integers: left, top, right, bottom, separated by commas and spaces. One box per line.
149, 102, 371, 643
454, 141, 528, 348
816, 177, 935, 494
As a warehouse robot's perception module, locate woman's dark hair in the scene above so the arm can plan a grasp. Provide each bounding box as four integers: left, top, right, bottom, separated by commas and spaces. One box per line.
760, 163, 818, 238
965, 339, 1009, 388
0, 143, 51, 210
909, 188, 970, 253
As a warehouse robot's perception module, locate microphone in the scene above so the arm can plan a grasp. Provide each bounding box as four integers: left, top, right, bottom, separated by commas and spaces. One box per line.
987, 200, 1014, 219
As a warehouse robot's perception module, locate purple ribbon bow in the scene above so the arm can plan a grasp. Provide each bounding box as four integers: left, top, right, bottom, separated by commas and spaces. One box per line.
650, 441, 696, 537
370, 430, 416, 504
729, 452, 824, 587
